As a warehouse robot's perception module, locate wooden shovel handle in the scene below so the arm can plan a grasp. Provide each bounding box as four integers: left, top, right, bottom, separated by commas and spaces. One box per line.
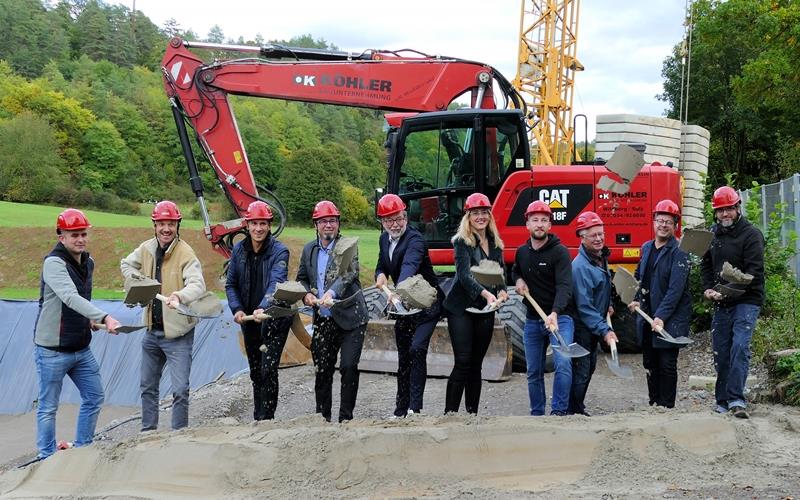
522, 291, 555, 332
241, 313, 269, 322
606, 313, 618, 360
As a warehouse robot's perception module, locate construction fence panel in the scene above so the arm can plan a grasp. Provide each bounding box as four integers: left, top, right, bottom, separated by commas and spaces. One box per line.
740, 173, 800, 284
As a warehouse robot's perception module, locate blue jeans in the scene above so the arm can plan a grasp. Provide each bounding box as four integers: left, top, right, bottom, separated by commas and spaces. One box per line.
34, 345, 105, 458
712, 304, 760, 409
141, 330, 194, 431
524, 316, 574, 415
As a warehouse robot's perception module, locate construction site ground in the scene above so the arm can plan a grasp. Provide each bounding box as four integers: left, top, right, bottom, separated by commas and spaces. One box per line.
2, 330, 799, 498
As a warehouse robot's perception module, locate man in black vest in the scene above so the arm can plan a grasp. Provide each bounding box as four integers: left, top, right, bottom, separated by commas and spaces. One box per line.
374, 194, 443, 417
33, 209, 120, 459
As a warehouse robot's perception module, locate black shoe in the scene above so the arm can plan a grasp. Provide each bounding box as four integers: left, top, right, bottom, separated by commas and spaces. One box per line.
731, 407, 749, 419
550, 410, 567, 416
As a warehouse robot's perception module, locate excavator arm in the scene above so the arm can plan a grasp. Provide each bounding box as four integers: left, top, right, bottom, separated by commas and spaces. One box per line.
161, 37, 521, 256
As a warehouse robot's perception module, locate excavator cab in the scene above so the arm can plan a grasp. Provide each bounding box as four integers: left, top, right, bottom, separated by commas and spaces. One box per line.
388, 109, 529, 263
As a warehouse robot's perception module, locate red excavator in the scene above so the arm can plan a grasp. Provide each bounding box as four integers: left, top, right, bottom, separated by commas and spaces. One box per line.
161, 38, 682, 377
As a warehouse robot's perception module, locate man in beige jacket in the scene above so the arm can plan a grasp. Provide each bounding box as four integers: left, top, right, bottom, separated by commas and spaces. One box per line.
120, 201, 205, 431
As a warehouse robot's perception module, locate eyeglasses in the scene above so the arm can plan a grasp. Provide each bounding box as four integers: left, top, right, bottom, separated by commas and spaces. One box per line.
469, 209, 491, 217
715, 206, 737, 214
381, 215, 406, 226
582, 232, 604, 240
654, 219, 675, 227
316, 218, 339, 226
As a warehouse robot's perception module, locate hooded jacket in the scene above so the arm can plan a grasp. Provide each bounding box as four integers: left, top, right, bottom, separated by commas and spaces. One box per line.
512, 233, 574, 320
226, 234, 289, 314
700, 216, 765, 307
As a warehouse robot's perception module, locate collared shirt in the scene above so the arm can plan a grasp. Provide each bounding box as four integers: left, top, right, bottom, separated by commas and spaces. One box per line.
316, 238, 335, 317
388, 237, 400, 262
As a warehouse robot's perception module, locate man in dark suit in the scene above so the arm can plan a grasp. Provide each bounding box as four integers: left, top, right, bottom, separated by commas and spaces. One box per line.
297, 200, 369, 422
374, 194, 443, 417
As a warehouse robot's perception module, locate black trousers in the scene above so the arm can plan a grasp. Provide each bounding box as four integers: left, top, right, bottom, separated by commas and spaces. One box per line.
311, 316, 366, 422
393, 300, 441, 415
445, 311, 495, 414
568, 326, 600, 415
642, 328, 679, 408
241, 317, 292, 420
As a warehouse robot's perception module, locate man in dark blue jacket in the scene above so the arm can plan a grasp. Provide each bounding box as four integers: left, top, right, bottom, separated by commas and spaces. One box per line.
629, 200, 691, 408
34, 209, 121, 459
569, 211, 618, 416
225, 201, 292, 420
701, 186, 764, 419
374, 194, 443, 417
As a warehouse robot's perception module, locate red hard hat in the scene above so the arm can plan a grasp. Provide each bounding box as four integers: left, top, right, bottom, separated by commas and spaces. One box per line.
312, 200, 340, 220
464, 193, 491, 212
653, 199, 680, 218
711, 186, 740, 209
57, 208, 91, 232
244, 200, 274, 221
376, 194, 407, 218
576, 211, 603, 235
151, 200, 182, 221
524, 200, 552, 219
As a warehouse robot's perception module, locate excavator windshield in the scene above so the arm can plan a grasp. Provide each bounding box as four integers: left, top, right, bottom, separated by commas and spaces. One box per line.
389, 109, 529, 250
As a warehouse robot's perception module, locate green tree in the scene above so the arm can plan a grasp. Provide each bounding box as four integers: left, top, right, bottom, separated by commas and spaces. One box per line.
277, 146, 347, 222
0, 0, 69, 77
0, 112, 66, 202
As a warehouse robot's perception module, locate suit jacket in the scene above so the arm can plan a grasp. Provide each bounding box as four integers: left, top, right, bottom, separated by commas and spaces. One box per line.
375, 227, 439, 291
443, 233, 505, 315
296, 235, 368, 330
633, 236, 692, 348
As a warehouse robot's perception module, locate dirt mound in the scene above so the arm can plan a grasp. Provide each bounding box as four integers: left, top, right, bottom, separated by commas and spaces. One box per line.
2, 409, 799, 498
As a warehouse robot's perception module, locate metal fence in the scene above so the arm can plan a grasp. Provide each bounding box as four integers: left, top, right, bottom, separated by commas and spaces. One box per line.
739, 173, 800, 284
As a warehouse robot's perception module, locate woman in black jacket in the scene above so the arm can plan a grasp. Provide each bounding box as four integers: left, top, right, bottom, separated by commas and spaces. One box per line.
443, 193, 508, 413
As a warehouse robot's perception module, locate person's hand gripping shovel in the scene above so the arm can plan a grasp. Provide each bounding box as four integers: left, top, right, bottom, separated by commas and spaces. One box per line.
522, 291, 588, 358
612, 267, 692, 346
604, 313, 633, 378
123, 274, 222, 319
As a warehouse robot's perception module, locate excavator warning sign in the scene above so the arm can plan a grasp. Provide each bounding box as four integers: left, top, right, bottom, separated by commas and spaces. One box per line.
233, 151, 243, 164
623, 248, 640, 258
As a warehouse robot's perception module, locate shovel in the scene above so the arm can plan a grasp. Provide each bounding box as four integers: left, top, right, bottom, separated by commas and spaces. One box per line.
380, 285, 421, 316
522, 291, 589, 358
124, 276, 221, 319
612, 267, 692, 346
96, 324, 146, 334
465, 295, 507, 315
604, 314, 633, 378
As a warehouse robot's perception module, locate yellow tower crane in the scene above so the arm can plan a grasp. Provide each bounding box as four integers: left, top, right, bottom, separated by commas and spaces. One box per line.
514, 0, 584, 165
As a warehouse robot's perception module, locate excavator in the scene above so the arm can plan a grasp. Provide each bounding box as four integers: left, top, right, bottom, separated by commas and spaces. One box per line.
161, 37, 682, 379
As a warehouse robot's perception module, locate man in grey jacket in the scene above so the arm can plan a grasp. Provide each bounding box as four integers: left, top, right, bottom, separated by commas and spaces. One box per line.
297, 200, 368, 422
34, 208, 120, 460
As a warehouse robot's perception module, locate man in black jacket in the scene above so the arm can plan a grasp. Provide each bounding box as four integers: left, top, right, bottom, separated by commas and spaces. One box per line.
374, 194, 443, 417
513, 201, 574, 416
701, 186, 764, 419
297, 200, 369, 422
225, 201, 292, 421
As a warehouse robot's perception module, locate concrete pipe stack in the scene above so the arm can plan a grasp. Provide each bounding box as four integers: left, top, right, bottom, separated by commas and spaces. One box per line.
594, 114, 710, 229
679, 124, 711, 228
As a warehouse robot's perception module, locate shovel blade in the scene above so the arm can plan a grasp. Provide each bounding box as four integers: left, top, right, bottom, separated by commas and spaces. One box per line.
659, 334, 693, 346
605, 356, 634, 378
552, 342, 589, 359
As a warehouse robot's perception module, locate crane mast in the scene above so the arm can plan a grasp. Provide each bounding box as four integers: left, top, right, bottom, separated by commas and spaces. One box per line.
514, 0, 583, 165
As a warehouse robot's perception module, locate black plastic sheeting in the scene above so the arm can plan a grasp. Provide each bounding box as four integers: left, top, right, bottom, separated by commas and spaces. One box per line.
0, 300, 249, 415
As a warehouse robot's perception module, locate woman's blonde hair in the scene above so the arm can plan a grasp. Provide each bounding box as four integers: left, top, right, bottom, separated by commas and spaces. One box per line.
451, 209, 505, 249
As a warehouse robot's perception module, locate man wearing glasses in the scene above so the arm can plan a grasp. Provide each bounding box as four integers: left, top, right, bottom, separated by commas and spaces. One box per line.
628, 200, 692, 408
297, 200, 368, 422
701, 187, 764, 419
374, 194, 443, 417
569, 211, 618, 416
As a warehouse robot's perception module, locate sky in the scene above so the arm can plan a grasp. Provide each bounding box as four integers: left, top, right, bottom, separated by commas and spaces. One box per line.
133, 0, 688, 141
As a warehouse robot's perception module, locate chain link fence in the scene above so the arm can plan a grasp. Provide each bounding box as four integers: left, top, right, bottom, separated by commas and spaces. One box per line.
739, 173, 800, 284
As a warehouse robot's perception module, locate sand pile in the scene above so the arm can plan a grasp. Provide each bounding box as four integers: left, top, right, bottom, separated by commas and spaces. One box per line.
3, 409, 798, 498
720, 261, 754, 285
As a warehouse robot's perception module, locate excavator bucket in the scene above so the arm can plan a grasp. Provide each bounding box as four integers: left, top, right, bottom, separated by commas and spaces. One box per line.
359, 318, 512, 381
